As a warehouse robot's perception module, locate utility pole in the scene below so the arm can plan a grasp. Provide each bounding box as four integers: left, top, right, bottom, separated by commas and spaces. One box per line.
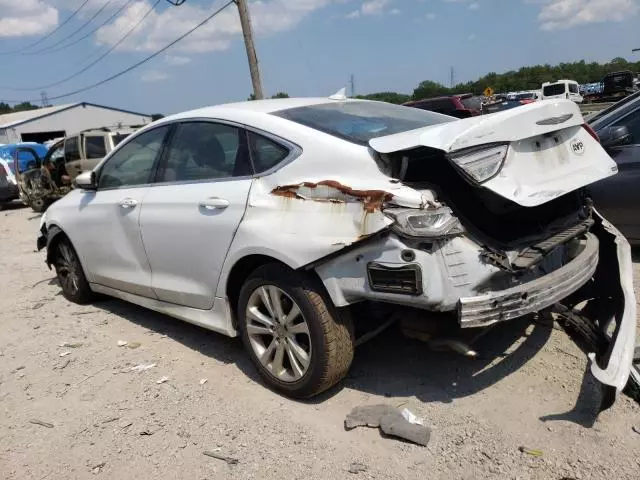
350, 74, 355, 97
236, 0, 264, 100
450, 66, 455, 88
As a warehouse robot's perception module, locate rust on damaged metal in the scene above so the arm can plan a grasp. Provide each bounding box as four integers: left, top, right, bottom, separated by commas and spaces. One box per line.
271, 180, 393, 213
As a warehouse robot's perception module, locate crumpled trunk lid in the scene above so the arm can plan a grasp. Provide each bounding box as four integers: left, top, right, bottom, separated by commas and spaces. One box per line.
370, 100, 618, 207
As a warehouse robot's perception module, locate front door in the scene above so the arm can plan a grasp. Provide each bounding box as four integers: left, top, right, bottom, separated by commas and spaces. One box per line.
139, 121, 253, 310
69, 125, 172, 297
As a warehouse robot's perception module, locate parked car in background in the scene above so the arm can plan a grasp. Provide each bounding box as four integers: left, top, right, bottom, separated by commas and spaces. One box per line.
14, 139, 71, 212
586, 91, 640, 244
403, 93, 481, 118
0, 158, 20, 210
36, 96, 636, 405
542, 80, 583, 103
0, 143, 49, 174
62, 126, 138, 180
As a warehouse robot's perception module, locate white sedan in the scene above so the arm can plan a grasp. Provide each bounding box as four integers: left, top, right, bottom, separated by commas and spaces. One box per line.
37, 96, 636, 404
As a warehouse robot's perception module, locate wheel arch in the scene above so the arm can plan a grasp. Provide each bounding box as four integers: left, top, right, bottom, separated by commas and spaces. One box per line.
45, 223, 87, 276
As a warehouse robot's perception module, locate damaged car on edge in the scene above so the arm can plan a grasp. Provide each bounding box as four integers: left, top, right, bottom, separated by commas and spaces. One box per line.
36, 95, 637, 407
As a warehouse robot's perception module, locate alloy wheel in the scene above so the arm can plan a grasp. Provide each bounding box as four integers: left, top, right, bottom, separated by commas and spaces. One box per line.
245, 285, 312, 382
56, 242, 80, 295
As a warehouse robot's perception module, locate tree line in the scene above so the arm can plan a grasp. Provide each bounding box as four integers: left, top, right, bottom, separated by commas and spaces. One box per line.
0, 102, 40, 115
356, 57, 640, 104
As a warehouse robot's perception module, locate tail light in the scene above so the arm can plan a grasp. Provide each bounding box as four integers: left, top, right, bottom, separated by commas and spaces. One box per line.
582, 123, 600, 143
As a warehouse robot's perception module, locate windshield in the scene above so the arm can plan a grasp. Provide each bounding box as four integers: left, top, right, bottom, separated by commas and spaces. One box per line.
543, 84, 566, 96
273, 101, 455, 145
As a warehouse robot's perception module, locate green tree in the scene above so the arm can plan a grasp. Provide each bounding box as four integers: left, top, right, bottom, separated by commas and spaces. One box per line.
11, 102, 39, 112
355, 92, 411, 104
271, 92, 290, 99
413, 80, 451, 100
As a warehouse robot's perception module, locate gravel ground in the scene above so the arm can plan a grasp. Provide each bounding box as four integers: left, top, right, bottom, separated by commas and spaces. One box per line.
1, 204, 639, 480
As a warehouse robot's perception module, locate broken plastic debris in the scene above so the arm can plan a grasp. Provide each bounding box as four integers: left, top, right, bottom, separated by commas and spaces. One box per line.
126, 342, 141, 349
199, 378, 208, 385
400, 408, 424, 426
518, 446, 543, 457
117, 340, 128, 347
59, 342, 82, 348
156, 376, 169, 384
203, 450, 239, 465
130, 363, 156, 372
29, 419, 54, 428
58, 351, 71, 357
344, 405, 431, 446
348, 463, 367, 474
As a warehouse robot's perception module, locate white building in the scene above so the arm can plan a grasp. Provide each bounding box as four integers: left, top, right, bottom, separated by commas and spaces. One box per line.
0, 102, 152, 144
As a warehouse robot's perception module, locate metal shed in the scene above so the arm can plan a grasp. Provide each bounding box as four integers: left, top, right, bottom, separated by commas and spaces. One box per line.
0, 102, 152, 144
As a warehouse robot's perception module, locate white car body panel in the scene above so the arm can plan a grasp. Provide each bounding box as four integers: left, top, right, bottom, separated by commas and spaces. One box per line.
139, 179, 253, 310
65, 188, 155, 298
369, 100, 617, 207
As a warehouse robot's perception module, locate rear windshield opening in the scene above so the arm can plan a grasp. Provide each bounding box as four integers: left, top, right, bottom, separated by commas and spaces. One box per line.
272, 101, 455, 145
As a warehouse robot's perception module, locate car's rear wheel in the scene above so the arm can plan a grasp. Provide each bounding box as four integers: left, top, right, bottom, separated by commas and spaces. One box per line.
52, 238, 95, 304
237, 263, 354, 398
31, 198, 47, 213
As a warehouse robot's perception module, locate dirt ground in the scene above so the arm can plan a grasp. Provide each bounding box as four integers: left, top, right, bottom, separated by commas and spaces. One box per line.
1, 203, 639, 480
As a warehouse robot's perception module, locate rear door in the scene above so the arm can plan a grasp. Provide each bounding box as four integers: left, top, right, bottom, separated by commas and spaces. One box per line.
138, 121, 254, 310
588, 106, 640, 243
63, 136, 83, 179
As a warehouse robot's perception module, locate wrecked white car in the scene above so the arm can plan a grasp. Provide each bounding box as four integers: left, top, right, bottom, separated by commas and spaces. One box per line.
36, 97, 637, 406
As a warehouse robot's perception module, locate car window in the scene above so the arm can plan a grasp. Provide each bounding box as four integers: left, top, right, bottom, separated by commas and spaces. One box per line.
49, 143, 64, 162
158, 122, 250, 183
98, 126, 170, 189
248, 132, 289, 173
274, 101, 454, 145
112, 133, 131, 147
64, 136, 81, 163
568, 83, 579, 94
543, 84, 566, 96
612, 108, 640, 145
85, 136, 107, 159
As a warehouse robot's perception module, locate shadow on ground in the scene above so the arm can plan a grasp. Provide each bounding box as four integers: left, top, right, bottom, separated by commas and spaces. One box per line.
85, 297, 600, 420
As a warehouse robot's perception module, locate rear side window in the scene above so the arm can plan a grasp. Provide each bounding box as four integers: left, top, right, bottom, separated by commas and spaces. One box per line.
64, 136, 81, 163
543, 84, 566, 96
568, 83, 579, 94
85, 136, 107, 159
112, 133, 130, 147
248, 132, 289, 173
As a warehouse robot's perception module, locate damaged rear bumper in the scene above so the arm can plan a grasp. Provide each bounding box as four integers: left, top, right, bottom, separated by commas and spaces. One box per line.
458, 233, 599, 328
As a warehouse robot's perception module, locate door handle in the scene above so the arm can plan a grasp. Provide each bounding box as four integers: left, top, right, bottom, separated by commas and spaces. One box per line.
199, 197, 230, 210
118, 197, 137, 208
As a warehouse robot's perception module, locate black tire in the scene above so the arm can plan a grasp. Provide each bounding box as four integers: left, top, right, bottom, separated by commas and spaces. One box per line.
52, 237, 95, 304
237, 263, 354, 398
30, 198, 49, 213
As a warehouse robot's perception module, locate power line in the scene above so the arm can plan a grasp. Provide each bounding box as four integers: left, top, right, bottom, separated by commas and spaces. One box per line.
0, 0, 162, 92
0, 0, 92, 55
27, 0, 116, 55
1, 0, 235, 104
34, 0, 134, 55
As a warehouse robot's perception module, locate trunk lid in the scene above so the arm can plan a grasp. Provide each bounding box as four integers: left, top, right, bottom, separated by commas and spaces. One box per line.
370, 100, 618, 207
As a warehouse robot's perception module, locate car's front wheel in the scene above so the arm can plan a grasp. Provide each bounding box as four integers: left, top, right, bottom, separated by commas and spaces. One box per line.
237, 263, 354, 398
52, 238, 95, 304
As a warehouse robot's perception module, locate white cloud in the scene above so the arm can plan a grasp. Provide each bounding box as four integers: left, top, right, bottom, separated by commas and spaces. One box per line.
0, 0, 59, 37
469, 2, 480, 9
390, 8, 401, 14
345, 10, 361, 18
361, 0, 391, 15
140, 70, 168, 82
536, 0, 639, 30
468, 33, 476, 40
425, 12, 436, 19
97, 0, 337, 53
165, 55, 191, 66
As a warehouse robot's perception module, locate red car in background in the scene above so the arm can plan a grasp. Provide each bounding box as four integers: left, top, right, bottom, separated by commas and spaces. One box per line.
403, 93, 482, 118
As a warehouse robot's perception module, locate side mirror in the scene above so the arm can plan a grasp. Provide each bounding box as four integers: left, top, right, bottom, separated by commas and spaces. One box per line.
599, 125, 632, 149
74, 171, 97, 190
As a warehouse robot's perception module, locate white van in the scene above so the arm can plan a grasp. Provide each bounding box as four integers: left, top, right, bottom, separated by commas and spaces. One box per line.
541, 80, 583, 103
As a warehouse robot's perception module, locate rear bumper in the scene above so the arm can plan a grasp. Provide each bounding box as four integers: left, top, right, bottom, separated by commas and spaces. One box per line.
0, 184, 19, 203
458, 233, 599, 328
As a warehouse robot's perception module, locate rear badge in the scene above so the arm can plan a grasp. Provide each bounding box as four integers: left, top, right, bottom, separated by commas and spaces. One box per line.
570, 138, 585, 155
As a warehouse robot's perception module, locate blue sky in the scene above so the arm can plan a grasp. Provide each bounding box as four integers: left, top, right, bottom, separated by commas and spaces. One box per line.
0, 0, 639, 115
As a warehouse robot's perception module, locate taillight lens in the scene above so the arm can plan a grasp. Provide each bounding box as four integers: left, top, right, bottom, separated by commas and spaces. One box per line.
582, 123, 600, 143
